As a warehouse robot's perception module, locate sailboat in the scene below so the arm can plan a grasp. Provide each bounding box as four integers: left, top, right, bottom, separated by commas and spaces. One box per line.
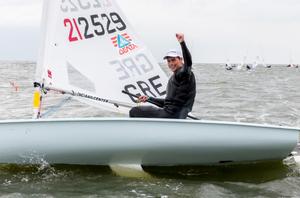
287, 51, 298, 68
252, 56, 260, 69
0, 0, 299, 167
261, 57, 271, 68
246, 56, 259, 70
237, 56, 246, 70
225, 59, 233, 70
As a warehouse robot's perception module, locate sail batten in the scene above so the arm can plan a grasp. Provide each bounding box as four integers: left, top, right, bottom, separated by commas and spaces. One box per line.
36, 0, 168, 114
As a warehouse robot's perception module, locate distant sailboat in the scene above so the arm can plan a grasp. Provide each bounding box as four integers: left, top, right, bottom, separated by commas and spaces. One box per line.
252, 56, 260, 69
225, 59, 233, 70
246, 56, 260, 70
261, 57, 271, 68
287, 51, 297, 68
237, 56, 246, 70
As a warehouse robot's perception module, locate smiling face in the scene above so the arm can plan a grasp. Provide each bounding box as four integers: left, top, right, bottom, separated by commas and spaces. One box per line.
166, 57, 183, 73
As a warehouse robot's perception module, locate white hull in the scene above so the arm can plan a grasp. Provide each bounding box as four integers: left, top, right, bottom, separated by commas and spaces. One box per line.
0, 118, 298, 166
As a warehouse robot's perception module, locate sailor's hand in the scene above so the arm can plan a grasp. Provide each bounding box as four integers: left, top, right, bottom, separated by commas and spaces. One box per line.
176, 33, 184, 43
138, 95, 148, 103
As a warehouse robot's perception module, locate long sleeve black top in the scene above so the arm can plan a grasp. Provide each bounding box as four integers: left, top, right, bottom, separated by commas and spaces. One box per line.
149, 41, 196, 114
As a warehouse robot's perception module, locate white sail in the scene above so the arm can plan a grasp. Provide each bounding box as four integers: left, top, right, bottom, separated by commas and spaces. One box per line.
36, 0, 168, 113
237, 56, 246, 70
252, 56, 260, 69
289, 53, 295, 68
261, 57, 270, 68
225, 59, 232, 70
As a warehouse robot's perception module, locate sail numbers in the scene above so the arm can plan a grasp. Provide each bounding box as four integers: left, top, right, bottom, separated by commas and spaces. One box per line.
60, 0, 112, 12
124, 75, 166, 100
110, 53, 166, 100
64, 12, 126, 42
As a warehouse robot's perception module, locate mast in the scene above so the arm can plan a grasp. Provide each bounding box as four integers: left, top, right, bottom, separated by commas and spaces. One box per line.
33, 0, 50, 119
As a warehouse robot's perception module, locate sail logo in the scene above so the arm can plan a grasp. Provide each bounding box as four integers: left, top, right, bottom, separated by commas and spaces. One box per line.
111, 33, 138, 55
47, 69, 53, 79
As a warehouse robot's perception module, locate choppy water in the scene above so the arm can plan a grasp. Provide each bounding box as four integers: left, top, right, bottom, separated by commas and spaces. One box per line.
0, 61, 300, 197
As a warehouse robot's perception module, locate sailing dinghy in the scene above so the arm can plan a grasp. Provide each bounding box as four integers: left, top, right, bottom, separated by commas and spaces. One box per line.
0, 0, 299, 166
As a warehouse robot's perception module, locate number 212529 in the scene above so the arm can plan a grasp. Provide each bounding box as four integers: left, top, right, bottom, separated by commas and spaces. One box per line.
64, 12, 126, 42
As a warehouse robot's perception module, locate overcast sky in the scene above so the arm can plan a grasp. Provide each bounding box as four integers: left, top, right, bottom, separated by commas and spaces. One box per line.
0, 0, 299, 64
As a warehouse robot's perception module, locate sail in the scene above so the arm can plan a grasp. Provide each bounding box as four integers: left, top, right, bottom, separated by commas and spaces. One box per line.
251, 56, 260, 69
237, 56, 246, 70
261, 57, 267, 68
225, 59, 232, 70
36, 0, 168, 113
289, 52, 295, 68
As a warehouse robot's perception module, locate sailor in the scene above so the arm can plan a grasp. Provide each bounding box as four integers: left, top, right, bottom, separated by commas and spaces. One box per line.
129, 33, 196, 119
225, 64, 233, 70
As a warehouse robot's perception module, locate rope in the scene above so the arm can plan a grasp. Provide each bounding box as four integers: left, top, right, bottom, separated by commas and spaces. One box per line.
42, 96, 73, 118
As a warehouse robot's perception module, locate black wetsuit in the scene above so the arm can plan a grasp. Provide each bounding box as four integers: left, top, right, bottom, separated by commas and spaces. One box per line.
129, 41, 196, 119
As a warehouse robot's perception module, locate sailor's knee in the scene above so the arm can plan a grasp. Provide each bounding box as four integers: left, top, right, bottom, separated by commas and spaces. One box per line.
129, 107, 139, 117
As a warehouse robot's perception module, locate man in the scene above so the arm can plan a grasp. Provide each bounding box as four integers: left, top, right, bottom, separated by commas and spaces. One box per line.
129, 33, 196, 119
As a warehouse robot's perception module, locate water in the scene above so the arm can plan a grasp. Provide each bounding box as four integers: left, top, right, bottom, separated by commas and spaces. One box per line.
0, 61, 300, 197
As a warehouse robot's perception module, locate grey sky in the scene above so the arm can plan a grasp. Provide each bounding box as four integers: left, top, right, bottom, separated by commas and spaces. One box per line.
0, 0, 299, 64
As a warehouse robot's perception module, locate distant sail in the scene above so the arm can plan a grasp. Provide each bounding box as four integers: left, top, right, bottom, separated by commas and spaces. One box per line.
36, 0, 168, 113
261, 57, 271, 68
225, 59, 232, 70
289, 53, 295, 68
237, 56, 246, 70
252, 56, 260, 69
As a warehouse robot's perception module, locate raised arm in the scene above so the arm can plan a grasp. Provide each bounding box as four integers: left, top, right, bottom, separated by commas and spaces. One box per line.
181, 41, 192, 67
176, 33, 193, 78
